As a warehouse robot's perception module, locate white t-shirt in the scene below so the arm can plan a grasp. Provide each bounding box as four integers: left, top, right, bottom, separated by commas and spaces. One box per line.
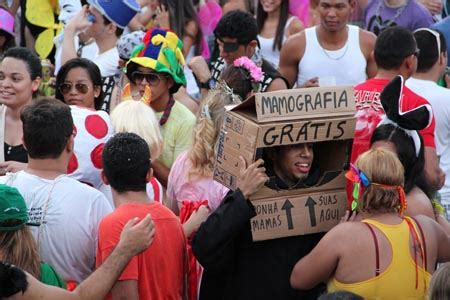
406, 77, 450, 203
95, 47, 120, 77
0, 171, 113, 283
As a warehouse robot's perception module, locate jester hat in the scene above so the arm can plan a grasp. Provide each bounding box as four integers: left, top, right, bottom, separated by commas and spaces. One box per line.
128, 28, 186, 94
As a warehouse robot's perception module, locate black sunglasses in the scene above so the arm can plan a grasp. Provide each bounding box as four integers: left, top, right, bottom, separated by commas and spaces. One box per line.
131, 71, 164, 86
59, 82, 90, 95
217, 37, 241, 53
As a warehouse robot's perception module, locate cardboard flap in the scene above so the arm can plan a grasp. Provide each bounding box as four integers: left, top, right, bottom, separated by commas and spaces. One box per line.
251, 86, 355, 123
230, 94, 256, 112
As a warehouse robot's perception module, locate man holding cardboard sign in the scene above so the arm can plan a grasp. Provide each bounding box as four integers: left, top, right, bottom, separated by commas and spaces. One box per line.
192, 144, 325, 300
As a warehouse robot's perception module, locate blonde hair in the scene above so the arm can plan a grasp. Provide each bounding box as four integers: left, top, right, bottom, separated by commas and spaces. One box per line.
111, 100, 163, 160
429, 263, 450, 300
0, 226, 41, 279
355, 148, 405, 213
188, 89, 236, 179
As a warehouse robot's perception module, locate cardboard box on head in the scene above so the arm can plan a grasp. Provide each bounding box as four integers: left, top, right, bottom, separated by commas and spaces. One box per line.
214, 86, 356, 241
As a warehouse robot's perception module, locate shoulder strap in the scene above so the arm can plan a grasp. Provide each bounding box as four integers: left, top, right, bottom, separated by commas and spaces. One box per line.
409, 216, 428, 271
364, 223, 380, 277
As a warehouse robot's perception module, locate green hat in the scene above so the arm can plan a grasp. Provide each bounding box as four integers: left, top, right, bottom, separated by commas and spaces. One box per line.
0, 185, 28, 232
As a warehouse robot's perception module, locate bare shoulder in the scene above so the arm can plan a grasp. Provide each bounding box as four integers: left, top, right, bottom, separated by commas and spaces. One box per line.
287, 17, 305, 36
358, 28, 376, 53
325, 221, 368, 242
407, 187, 435, 220
281, 31, 306, 60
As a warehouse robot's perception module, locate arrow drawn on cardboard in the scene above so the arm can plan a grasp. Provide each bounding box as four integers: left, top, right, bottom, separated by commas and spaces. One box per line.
282, 199, 294, 230
305, 197, 317, 227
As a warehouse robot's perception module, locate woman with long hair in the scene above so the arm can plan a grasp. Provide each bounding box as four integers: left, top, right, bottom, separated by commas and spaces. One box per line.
256, 0, 304, 67
0, 47, 41, 174
291, 148, 450, 298
0, 184, 65, 287
167, 57, 261, 214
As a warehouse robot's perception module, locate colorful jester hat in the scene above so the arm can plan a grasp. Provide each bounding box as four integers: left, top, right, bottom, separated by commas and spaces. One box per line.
128, 28, 187, 93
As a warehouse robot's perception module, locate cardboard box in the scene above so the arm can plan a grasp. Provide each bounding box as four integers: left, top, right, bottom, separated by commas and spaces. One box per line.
214, 86, 356, 241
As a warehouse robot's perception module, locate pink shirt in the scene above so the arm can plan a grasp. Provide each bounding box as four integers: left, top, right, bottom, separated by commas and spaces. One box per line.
167, 151, 229, 213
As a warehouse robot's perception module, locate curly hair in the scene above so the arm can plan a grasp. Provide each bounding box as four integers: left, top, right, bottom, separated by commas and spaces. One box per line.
188, 89, 236, 179
355, 148, 405, 213
214, 10, 258, 45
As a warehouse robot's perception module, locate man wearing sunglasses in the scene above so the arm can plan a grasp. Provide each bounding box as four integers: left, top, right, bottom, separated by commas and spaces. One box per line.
351, 26, 444, 195
125, 28, 196, 188
190, 10, 288, 95
406, 29, 450, 218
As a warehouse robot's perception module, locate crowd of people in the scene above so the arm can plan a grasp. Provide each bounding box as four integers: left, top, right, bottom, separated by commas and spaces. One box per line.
0, 0, 450, 299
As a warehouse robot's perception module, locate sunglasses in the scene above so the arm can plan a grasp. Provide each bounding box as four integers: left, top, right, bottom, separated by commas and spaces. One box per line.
59, 82, 90, 95
216, 38, 241, 53
414, 28, 441, 57
131, 71, 164, 86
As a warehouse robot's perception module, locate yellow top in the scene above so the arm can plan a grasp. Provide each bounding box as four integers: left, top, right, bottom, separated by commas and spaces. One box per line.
328, 217, 431, 300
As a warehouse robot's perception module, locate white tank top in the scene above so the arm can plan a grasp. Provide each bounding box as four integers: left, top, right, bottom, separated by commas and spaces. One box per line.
296, 25, 367, 87
258, 16, 296, 68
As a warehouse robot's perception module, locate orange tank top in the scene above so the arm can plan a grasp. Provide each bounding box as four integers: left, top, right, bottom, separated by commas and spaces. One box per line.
327, 217, 431, 299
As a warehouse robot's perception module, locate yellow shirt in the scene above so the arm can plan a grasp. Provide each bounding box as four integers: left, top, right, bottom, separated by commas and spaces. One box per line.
328, 217, 431, 300
156, 101, 196, 168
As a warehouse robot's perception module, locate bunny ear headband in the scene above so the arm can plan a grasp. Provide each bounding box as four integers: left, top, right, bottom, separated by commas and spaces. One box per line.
377, 75, 432, 157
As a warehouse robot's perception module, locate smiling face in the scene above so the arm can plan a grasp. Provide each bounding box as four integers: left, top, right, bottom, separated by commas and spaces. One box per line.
260, 0, 283, 13
0, 57, 40, 110
272, 143, 314, 186
60, 67, 100, 108
58, 0, 83, 25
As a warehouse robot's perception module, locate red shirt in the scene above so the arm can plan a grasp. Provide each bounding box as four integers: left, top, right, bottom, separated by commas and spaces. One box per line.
96, 202, 186, 300
351, 78, 436, 164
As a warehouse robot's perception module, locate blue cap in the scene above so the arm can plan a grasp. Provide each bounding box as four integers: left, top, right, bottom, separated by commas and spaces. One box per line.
89, 0, 140, 29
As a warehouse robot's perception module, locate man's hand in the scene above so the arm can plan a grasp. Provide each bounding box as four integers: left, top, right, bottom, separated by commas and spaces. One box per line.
188, 56, 211, 83
65, 5, 92, 33
117, 215, 155, 257
301, 77, 319, 88
237, 157, 268, 199
154, 5, 170, 28
0, 161, 27, 175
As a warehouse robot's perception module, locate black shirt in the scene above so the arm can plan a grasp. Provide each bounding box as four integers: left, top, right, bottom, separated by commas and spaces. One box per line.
4, 143, 28, 163
192, 189, 325, 300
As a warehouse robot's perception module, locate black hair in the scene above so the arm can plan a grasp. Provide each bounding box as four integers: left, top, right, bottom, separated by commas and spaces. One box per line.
21, 98, 73, 159
256, 0, 289, 51
220, 64, 254, 100
55, 58, 104, 110
159, 0, 204, 56
2, 47, 42, 80
0, 262, 28, 298
0, 30, 16, 53
102, 132, 151, 193
318, 291, 364, 300
370, 124, 432, 197
102, 16, 124, 38
214, 10, 258, 45
415, 29, 447, 73
374, 26, 417, 70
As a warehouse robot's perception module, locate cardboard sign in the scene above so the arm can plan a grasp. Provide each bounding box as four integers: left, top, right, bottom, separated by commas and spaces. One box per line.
251, 191, 348, 241
249, 86, 355, 123
214, 86, 356, 241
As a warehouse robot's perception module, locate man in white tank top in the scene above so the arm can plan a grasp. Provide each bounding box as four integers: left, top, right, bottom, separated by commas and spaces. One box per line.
279, 0, 377, 88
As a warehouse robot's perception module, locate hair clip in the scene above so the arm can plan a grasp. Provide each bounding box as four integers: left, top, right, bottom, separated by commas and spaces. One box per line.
233, 56, 264, 82
201, 103, 211, 120
345, 163, 371, 211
